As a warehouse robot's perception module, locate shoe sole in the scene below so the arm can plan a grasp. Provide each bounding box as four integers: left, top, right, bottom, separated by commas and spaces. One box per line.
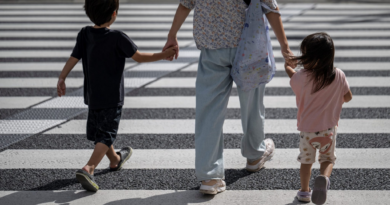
297, 196, 311, 203
116, 147, 133, 171
246, 151, 274, 172
312, 176, 327, 204
199, 186, 226, 195
76, 173, 99, 192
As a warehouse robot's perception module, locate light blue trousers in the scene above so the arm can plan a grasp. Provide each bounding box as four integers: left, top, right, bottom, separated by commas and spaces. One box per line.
195, 48, 267, 181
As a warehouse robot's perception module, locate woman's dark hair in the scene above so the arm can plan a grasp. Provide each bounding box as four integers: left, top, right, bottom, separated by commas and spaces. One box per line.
84, 0, 119, 26
292, 32, 336, 94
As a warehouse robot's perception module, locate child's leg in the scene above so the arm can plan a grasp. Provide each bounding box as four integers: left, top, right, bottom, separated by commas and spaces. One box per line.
300, 164, 313, 192
320, 161, 333, 177
83, 142, 110, 175
106, 145, 121, 169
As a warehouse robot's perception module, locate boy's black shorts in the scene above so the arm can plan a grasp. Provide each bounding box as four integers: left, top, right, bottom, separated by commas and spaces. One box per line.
86, 106, 122, 148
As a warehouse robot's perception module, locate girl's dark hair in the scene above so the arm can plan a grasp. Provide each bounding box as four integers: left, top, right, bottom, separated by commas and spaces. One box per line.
292, 32, 336, 94
84, 0, 119, 26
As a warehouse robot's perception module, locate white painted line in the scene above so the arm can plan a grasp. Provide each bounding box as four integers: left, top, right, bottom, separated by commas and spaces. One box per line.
0, 78, 84, 88
122, 96, 390, 109
304, 10, 390, 15
1, 22, 390, 30
333, 63, 390, 71
1, 190, 388, 205
174, 63, 389, 72
0, 50, 388, 58
31, 95, 390, 109
0, 31, 194, 38
146, 77, 390, 88
0, 40, 195, 48
0, 4, 181, 9
316, 4, 390, 9
0, 63, 83, 71
2, 40, 389, 49
0, 97, 51, 109
0, 63, 136, 71
290, 16, 390, 22
0, 120, 65, 134
0, 16, 194, 23
0, 10, 192, 15
283, 30, 390, 37
43, 119, 390, 134
0, 23, 194, 29
0, 78, 156, 88
0, 148, 389, 169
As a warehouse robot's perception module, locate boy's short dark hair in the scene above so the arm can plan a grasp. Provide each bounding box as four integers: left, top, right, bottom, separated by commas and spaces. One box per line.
84, 0, 119, 26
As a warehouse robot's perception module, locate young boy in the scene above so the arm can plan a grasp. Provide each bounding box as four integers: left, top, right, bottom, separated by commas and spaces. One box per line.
57, 0, 177, 192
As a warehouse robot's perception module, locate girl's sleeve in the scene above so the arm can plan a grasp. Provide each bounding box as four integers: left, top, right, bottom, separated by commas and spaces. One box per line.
340, 69, 350, 95
180, 0, 195, 10
261, 0, 279, 13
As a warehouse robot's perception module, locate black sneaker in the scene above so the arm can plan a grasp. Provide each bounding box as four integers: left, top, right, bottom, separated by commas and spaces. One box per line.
110, 146, 133, 171
75, 169, 99, 192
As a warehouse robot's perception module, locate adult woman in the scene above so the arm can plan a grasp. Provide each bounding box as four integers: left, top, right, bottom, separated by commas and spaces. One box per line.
163, 0, 293, 194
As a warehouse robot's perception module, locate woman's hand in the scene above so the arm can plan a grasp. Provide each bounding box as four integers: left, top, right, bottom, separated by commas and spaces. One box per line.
163, 35, 179, 61
282, 47, 296, 68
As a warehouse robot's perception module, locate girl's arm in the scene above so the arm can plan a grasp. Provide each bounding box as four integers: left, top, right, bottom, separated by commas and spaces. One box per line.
284, 63, 296, 78
266, 8, 294, 64
344, 90, 353, 103
132, 46, 177, 63
163, 4, 192, 60
57, 56, 79, 97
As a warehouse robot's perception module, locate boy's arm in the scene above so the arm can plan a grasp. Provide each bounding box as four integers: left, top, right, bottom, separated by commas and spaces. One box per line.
57, 56, 79, 97
284, 63, 296, 78
344, 89, 353, 103
132, 46, 177, 63
163, 4, 192, 60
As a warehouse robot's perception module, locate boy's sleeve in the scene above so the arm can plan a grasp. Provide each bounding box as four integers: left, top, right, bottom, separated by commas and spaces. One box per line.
261, 0, 279, 14
117, 31, 138, 58
71, 29, 83, 60
180, 0, 195, 10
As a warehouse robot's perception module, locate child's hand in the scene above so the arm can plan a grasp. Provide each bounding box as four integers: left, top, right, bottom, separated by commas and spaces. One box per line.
163, 45, 178, 60
57, 78, 66, 97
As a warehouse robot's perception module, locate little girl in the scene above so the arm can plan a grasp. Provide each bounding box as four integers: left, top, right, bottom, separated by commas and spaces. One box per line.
285, 32, 353, 204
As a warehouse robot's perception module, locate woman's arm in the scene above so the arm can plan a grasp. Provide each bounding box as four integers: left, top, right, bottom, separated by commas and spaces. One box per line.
163, 4, 192, 60
266, 8, 294, 65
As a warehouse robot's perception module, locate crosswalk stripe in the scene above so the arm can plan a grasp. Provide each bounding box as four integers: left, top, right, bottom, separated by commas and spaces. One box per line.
1, 148, 389, 169
37, 119, 390, 134
1, 22, 390, 30
0, 97, 50, 108
0, 190, 389, 204
146, 77, 390, 88
1, 50, 388, 58
2, 40, 389, 48
0, 40, 195, 48
0, 16, 195, 23
28, 96, 390, 109
181, 63, 390, 71
0, 4, 182, 9
1, 30, 388, 38
1, 77, 387, 88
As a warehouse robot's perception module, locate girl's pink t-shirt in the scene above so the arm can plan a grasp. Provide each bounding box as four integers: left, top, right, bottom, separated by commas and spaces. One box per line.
290, 68, 350, 132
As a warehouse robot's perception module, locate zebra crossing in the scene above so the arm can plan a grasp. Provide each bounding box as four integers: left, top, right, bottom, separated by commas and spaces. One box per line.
0, 3, 390, 205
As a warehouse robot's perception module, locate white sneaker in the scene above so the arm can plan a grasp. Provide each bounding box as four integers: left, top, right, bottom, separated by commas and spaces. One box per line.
199, 179, 226, 195
246, 138, 275, 172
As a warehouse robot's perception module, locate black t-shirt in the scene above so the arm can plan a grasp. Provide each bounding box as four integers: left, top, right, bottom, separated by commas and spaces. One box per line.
71, 26, 137, 109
